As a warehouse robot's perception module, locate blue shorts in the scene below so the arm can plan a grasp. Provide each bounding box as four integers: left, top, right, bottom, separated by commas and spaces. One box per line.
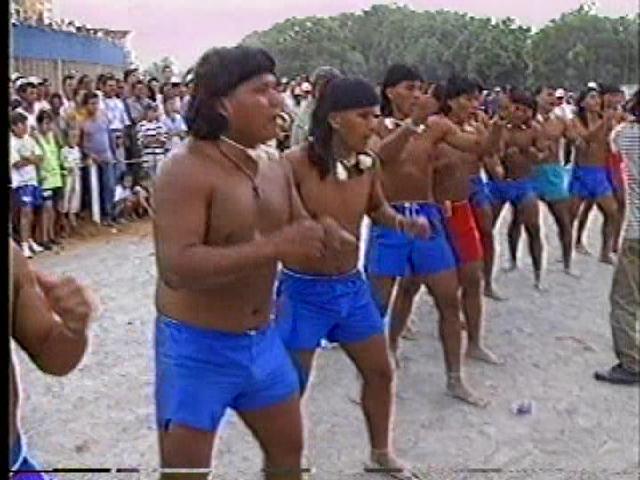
10, 435, 52, 479
569, 165, 614, 200
155, 314, 299, 432
533, 164, 570, 202
364, 202, 457, 278
469, 175, 493, 209
275, 269, 384, 351
13, 185, 43, 209
490, 178, 537, 206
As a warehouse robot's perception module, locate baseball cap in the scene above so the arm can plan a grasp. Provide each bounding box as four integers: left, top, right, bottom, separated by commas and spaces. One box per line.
15, 77, 36, 89
555, 88, 566, 98
587, 81, 599, 90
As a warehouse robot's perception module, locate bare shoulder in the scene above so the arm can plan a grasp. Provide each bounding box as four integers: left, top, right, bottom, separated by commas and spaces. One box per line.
283, 144, 310, 180
156, 139, 218, 191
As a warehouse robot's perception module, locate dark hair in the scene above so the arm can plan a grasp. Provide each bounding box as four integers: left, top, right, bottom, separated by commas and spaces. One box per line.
308, 77, 379, 179
36, 109, 53, 125
509, 89, 537, 113
533, 85, 554, 97
444, 75, 480, 102
147, 79, 158, 102
380, 64, 422, 117
82, 90, 100, 106
124, 68, 139, 82
96, 73, 107, 87
430, 82, 448, 115
17, 83, 35, 94
62, 74, 76, 85
627, 89, 640, 120
10, 98, 22, 111
10, 110, 28, 127
576, 88, 602, 127
119, 170, 133, 184
77, 74, 91, 88
185, 46, 276, 141
159, 82, 172, 97
600, 83, 623, 95
49, 92, 63, 104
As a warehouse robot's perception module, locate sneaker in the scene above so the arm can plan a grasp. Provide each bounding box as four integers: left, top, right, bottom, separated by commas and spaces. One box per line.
28, 240, 44, 254
22, 243, 33, 259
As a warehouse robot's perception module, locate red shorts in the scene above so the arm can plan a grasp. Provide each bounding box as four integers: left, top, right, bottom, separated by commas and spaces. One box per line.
606, 152, 627, 192
445, 200, 484, 265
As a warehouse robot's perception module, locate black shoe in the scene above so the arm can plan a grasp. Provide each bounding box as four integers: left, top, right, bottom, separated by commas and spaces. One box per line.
594, 363, 640, 385
41, 242, 53, 251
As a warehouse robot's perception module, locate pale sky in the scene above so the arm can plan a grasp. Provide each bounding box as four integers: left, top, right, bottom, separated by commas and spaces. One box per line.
55, 0, 638, 70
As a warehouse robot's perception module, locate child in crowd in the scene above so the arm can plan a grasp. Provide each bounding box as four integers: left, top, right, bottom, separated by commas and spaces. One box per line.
10, 111, 44, 258
133, 171, 155, 219
162, 96, 188, 153
59, 127, 83, 232
113, 171, 137, 223
34, 109, 64, 250
136, 103, 167, 178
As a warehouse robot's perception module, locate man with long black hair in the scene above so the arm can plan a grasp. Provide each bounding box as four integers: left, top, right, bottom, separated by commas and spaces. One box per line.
275, 76, 428, 478
153, 45, 344, 479
365, 68, 503, 407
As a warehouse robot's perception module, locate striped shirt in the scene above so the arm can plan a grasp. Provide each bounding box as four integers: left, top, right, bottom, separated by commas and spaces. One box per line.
137, 120, 168, 157
612, 121, 640, 239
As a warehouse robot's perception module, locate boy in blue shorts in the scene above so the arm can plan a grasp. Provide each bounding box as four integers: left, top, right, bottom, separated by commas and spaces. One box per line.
274, 76, 429, 477
10, 111, 45, 259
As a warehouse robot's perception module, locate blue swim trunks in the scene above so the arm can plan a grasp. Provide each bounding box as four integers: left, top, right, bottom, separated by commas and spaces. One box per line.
469, 175, 494, 209
490, 178, 537, 206
274, 269, 384, 351
569, 165, 614, 200
10, 435, 52, 479
13, 185, 43, 209
533, 164, 571, 202
155, 314, 299, 432
364, 202, 457, 278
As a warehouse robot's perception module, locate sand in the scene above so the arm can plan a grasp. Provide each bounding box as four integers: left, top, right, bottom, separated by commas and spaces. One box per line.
16, 210, 640, 479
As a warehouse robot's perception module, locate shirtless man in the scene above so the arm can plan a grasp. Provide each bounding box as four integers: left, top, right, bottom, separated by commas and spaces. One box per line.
10, 242, 97, 477
509, 86, 579, 276
365, 69, 502, 406
153, 46, 342, 480
568, 88, 620, 264
574, 85, 628, 255
276, 76, 429, 479
430, 82, 503, 365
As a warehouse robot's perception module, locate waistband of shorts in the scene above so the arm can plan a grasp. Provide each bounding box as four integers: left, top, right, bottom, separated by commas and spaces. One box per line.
573, 164, 607, 172
156, 312, 272, 337
390, 201, 441, 216
280, 267, 362, 282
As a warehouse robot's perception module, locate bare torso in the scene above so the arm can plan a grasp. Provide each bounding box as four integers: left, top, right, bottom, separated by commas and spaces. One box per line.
376, 121, 435, 203
535, 114, 566, 165
284, 146, 369, 275
502, 126, 538, 180
573, 114, 613, 168
155, 140, 293, 332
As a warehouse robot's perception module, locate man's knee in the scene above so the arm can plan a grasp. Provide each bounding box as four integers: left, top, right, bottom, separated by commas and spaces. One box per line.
397, 278, 420, 298
361, 360, 394, 388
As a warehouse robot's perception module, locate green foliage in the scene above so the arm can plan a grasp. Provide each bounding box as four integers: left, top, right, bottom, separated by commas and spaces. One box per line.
240, 4, 638, 89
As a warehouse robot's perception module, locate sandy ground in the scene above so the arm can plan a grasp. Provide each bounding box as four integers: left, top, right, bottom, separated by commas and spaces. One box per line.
15, 210, 640, 480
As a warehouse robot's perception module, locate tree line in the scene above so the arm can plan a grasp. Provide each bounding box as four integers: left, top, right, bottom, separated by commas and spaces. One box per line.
241, 4, 639, 91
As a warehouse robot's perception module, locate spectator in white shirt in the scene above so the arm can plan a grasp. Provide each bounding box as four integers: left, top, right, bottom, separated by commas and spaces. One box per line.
14, 78, 39, 132
162, 97, 187, 152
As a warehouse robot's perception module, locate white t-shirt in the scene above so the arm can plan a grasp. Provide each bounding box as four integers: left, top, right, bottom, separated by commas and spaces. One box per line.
10, 134, 41, 187
114, 184, 133, 203
61, 146, 82, 171
103, 97, 131, 131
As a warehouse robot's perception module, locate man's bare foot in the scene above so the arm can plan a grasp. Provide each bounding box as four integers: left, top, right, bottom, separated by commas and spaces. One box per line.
366, 450, 417, 479
484, 285, 507, 301
446, 377, 489, 407
575, 244, 591, 255
466, 344, 504, 365
599, 253, 615, 265
563, 267, 581, 279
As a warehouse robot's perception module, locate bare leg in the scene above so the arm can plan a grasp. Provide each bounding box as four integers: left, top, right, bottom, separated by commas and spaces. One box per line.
421, 270, 488, 407
472, 205, 505, 300
519, 200, 544, 289
546, 199, 578, 276
158, 424, 215, 480
388, 277, 420, 367
596, 196, 619, 264
239, 396, 304, 480
366, 274, 396, 319
506, 205, 523, 271
458, 262, 502, 365
575, 200, 595, 254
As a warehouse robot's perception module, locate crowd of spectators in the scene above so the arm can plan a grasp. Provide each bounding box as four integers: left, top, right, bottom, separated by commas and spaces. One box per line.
9, 65, 192, 259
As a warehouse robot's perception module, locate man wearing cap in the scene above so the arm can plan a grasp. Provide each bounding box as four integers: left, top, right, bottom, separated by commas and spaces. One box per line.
290, 66, 342, 147
15, 77, 41, 132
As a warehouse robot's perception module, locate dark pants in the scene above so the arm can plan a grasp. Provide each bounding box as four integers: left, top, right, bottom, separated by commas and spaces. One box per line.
98, 162, 116, 221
